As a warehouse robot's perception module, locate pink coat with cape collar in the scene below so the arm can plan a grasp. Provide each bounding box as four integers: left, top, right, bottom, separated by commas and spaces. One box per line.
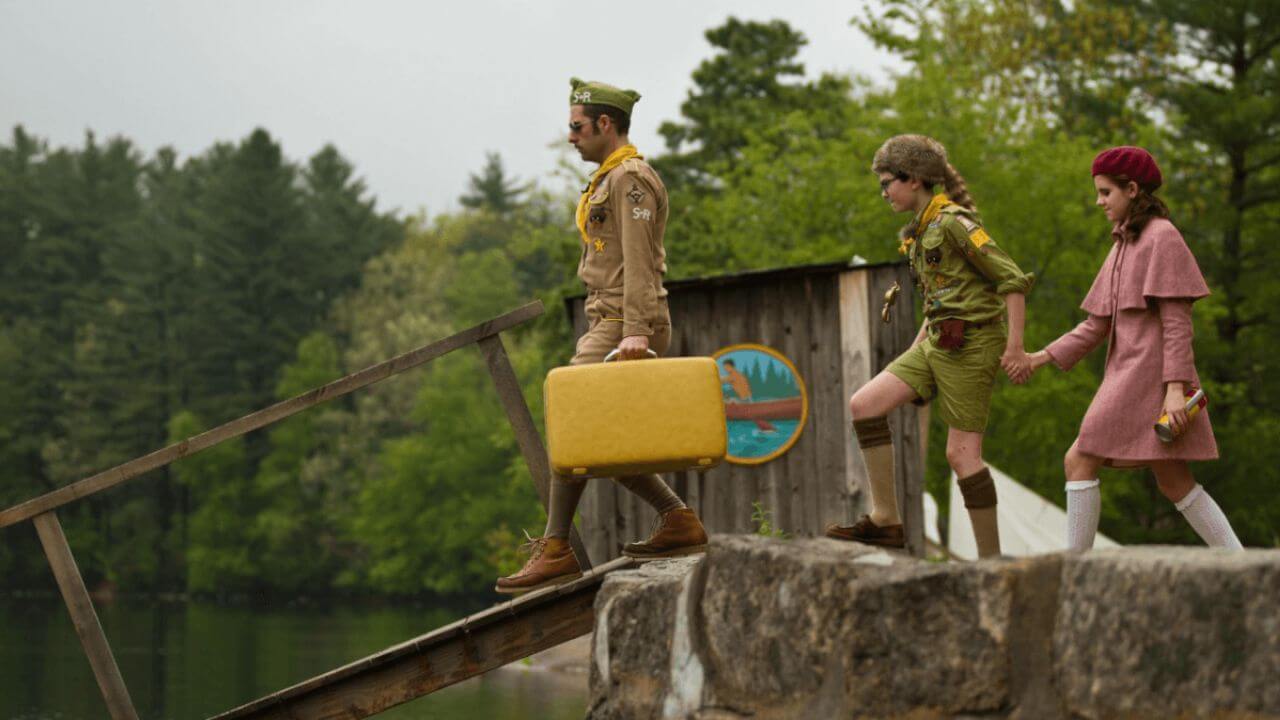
1046, 217, 1217, 466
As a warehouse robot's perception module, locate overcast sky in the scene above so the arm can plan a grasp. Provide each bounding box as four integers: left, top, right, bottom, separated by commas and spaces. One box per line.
1, 1, 895, 216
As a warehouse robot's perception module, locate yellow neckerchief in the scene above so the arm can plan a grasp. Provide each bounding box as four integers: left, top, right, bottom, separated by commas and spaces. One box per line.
575, 144, 641, 244
898, 193, 954, 255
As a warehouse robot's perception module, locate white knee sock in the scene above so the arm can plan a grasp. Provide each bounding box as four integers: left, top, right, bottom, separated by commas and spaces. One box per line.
1175, 484, 1243, 549
1065, 479, 1101, 552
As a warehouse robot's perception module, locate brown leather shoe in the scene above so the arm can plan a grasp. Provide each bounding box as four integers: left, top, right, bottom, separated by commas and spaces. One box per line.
494, 536, 582, 595
825, 515, 905, 549
623, 507, 709, 561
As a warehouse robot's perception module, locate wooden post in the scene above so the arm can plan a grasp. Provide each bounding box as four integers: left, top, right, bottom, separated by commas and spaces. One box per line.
838, 269, 872, 524
866, 264, 927, 558
32, 511, 139, 720
896, 269, 927, 559
477, 335, 592, 570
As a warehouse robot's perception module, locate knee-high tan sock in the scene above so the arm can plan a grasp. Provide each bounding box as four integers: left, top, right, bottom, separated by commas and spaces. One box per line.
615, 474, 685, 515
854, 417, 900, 526
959, 468, 1000, 558
544, 475, 587, 539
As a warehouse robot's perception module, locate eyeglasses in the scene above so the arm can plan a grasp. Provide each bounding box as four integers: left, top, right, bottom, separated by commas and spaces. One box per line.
569, 119, 595, 133
879, 174, 909, 192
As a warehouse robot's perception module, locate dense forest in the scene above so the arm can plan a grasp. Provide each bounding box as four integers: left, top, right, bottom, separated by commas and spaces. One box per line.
2, 1, 1277, 598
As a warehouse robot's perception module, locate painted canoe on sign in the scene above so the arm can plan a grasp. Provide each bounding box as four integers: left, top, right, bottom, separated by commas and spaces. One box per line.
712, 344, 808, 465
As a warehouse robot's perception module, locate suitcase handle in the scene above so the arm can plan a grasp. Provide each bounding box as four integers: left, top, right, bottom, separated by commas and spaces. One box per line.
603, 348, 659, 363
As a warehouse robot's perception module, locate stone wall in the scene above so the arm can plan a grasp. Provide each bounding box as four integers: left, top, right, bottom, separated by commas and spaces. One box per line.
587, 536, 1280, 719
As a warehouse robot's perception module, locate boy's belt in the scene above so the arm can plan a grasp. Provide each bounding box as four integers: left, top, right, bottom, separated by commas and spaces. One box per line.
928, 317, 1001, 350
927, 316, 999, 331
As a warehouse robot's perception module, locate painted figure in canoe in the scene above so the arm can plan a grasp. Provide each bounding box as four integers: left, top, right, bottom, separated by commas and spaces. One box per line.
720, 359, 754, 404
714, 345, 808, 464
721, 358, 775, 432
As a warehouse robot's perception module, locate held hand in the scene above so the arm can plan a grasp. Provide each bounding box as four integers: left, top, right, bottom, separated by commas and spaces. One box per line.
1164, 384, 1190, 437
617, 334, 651, 360
1029, 349, 1054, 371
1025, 349, 1056, 379
1001, 346, 1033, 384
1009, 350, 1055, 385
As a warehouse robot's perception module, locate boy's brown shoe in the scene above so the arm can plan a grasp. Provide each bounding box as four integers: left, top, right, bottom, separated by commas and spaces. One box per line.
623, 507, 709, 561
494, 536, 582, 595
825, 515, 905, 549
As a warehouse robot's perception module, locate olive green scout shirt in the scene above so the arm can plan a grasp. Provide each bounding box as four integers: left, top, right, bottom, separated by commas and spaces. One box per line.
908, 203, 1034, 325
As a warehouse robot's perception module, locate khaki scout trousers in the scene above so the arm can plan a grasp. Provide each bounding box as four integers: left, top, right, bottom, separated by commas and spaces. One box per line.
544, 297, 679, 539
570, 292, 672, 364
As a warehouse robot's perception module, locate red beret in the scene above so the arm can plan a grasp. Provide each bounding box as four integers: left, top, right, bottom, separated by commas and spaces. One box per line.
1092, 146, 1162, 189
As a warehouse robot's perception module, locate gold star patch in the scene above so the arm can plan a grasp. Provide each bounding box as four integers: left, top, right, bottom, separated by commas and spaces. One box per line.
593, 238, 606, 253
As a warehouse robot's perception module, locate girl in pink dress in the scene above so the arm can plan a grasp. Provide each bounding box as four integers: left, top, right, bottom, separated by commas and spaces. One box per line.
1027, 146, 1242, 550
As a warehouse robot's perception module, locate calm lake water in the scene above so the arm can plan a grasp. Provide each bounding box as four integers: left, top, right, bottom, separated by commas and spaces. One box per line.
0, 595, 588, 720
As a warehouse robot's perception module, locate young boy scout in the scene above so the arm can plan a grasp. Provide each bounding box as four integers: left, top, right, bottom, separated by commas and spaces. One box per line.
496, 79, 709, 594
826, 135, 1034, 558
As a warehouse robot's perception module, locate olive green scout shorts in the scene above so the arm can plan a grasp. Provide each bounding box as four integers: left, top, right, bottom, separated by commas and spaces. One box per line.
886, 322, 1006, 432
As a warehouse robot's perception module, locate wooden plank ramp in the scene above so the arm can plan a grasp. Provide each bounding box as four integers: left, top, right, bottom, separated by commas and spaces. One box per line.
210, 556, 636, 720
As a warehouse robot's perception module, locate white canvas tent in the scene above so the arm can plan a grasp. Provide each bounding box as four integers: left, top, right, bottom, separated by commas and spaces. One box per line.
940, 464, 1120, 560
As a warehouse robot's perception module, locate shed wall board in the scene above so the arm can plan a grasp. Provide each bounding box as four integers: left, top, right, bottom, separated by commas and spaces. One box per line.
567, 263, 922, 560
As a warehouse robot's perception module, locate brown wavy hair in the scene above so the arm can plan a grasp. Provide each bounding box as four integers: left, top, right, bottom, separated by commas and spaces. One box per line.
940, 162, 975, 211
1102, 173, 1170, 241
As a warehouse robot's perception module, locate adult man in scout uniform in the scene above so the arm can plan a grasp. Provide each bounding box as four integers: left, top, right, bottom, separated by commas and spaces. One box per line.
495, 78, 709, 595
827, 134, 1033, 558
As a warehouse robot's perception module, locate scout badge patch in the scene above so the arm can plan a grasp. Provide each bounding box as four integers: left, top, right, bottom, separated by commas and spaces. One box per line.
957, 214, 992, 254
575, 145, 639, 245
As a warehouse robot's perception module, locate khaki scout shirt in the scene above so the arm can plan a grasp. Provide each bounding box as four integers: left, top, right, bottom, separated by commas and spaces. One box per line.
578, 157, 669, 337
908, 204, 1034, 325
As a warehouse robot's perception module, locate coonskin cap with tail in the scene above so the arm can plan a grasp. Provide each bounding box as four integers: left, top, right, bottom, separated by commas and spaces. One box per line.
872, 134, 950, 187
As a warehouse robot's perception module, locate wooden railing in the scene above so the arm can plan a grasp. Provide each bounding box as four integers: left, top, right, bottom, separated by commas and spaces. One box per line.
0, 300, 591, 720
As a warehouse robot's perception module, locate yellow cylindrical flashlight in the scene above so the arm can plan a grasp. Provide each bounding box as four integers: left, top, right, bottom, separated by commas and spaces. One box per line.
1154, 388, 1207, 443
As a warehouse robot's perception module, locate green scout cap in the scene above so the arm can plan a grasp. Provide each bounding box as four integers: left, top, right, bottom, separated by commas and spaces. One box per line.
569, 77, 641, 115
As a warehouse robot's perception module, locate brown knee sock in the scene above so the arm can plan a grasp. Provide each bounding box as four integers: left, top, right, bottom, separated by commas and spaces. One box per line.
615, 474, 685, 515
958, 468, 1000, 558
544, 475, 587, 539
854, 417, 900, 526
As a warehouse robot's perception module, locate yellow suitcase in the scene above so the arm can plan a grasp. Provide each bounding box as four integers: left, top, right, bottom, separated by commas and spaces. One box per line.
544, 355, 727, 478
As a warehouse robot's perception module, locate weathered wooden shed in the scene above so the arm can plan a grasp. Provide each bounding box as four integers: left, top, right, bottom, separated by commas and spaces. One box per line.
566, 260, 928, 560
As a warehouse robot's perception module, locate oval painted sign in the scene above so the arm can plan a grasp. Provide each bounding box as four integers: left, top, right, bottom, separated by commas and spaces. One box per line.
711, 343, 808, 465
